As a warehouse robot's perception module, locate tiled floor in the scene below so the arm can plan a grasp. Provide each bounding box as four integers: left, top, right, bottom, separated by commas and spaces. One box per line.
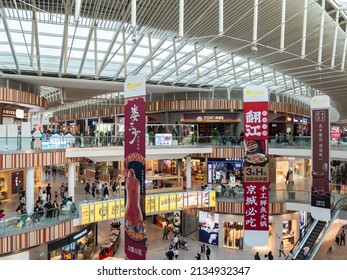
1, 170, 347, 260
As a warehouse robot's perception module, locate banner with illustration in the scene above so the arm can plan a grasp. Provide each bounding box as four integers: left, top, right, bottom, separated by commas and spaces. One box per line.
243, 85, 269, 246
124, 75, 146, 260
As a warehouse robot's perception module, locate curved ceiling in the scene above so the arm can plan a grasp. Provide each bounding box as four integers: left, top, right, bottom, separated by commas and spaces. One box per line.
0, 0, 346, 122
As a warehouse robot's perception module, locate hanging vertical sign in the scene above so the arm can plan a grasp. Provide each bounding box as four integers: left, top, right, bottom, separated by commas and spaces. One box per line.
124, 75, 146, 260
311, 95, 331, 221
243, 85, 269, 246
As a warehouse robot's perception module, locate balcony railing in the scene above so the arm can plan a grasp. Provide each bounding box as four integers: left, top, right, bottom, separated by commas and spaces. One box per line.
1, 134, 347, 152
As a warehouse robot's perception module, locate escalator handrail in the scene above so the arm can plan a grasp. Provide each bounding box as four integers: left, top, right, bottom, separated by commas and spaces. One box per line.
293, 196, 347, 259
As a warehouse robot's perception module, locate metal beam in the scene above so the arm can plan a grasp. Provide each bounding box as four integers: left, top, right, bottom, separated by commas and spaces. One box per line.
131, 36, 166, 76
0, 9, 21, 73
113, 32, 145, 80
33, 12, 42, 75
77, 23, 95, 78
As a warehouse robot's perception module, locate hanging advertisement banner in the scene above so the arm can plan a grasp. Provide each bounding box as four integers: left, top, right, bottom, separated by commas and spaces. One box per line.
124, 75, 146, 260
311, 95, 331, 221
243, 85, 269, 246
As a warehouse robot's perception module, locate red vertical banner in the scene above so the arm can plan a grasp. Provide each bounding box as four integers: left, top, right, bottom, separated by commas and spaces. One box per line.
311, 96, 331, 222
243, 85, 269, 246
124, 75, 146, 260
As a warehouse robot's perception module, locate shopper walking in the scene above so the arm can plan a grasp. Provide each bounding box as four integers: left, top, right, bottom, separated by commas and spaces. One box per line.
206, 245, 211, 260
279, 241, 286, 258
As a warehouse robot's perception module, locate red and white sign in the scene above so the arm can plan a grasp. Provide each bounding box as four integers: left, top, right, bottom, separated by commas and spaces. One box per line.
244, 181, 269, 231
243, 85, 269, 246
243, 102, 268, 140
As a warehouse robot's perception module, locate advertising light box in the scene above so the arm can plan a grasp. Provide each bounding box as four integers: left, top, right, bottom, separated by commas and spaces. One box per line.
155, 133, 173, 145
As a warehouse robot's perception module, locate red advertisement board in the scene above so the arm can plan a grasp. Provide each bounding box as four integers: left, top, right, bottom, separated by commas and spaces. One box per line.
243, 102, 269, 140
124, 76, 146, 260
244, 181, 269, 231
243, 85, 269, 246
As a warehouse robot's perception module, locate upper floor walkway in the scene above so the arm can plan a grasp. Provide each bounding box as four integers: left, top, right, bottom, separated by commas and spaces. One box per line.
1, 135, 347, 170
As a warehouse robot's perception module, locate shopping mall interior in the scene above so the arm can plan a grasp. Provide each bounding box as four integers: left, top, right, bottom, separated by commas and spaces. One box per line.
1, 0, 347, 261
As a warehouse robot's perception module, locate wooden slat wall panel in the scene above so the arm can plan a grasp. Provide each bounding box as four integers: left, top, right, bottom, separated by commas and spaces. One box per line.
0, 221, 74, 255
216, 201, 286, 214
0, 88, 47, 109
51, 100, 310, 122
0, 152, 84, 170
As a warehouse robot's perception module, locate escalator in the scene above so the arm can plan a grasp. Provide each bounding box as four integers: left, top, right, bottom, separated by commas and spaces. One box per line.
295, 220, 326, 260
292, 196, 347, 260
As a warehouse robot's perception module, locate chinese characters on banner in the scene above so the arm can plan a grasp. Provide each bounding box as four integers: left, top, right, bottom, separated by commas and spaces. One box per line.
310, 95, 331, 221
243, 85, 269, 246
124, 75, 146, 260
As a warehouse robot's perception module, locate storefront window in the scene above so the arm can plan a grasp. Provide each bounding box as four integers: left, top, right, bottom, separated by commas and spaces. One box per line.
223, 222, 244, 249
48, 224, 97, 260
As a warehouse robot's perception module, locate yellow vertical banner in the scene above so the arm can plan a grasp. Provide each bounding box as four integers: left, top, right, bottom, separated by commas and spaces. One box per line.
120, 199, 125, 217
108, 200, 116, 219
159, 194, 169, 211
177, 193, 183, 209
154, 195, 159, 212
102, 201, 108, 221
115, 200, 120, 218
80, 204, 90, 225
169, 194, 177, 211
209, 191, 216, 207
146, 195, 151, 214
89, 204, 95, 223
94, 202, 103, 222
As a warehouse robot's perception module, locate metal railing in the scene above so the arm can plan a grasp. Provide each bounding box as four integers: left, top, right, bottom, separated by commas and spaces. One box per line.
0, 206, 78, 237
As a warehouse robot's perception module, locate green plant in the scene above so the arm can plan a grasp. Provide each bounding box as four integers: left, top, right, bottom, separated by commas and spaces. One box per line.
191, 131, 198, 144
211, 129, 220, 140
164, 182, 173, 188
148, 131, 155, 144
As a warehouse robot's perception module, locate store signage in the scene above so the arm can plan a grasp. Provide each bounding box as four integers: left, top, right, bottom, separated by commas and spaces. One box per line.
2, 109, 27, 119
183, 113, 240, 123
310, 95, 331, 221
243, 166, 269, 182
15, 109, 24, 119
243, 84, 269, 246
73, 229, 88, 241
124, 75, 146, 260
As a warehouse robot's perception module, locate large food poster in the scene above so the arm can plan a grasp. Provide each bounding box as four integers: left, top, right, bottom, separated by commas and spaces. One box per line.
243, 85, 269, 246
311, 95, 331, 221
124, 75, 146, 260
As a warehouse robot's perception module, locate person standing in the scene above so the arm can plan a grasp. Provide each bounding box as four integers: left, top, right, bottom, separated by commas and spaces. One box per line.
174, 248, 179, 260
84, 183, 91, 198
91, 183, 96, 199
163, 225, 169, 240
46, 183, 52, 200
254, 252, 261, 260
206, 245, 211, 260
279, 241, 286, 258
340, 230, 346, 246
200, 244, 206, 259
287, 250, 294, 260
